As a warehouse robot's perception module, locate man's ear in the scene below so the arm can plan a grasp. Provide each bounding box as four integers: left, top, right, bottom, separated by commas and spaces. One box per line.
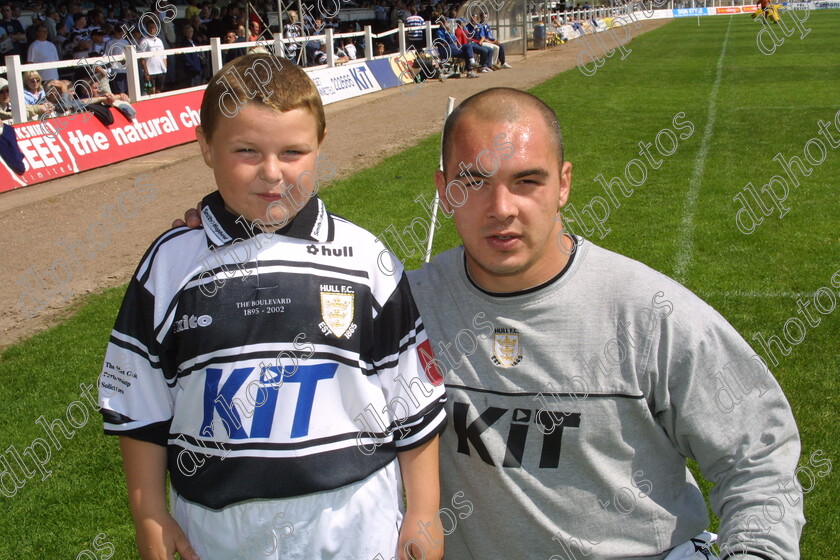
434, 169, 453, 216
195, 126, 213, 168
558, 160, 573, 209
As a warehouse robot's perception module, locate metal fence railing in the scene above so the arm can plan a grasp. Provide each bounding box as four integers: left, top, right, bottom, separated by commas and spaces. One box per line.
1, 20, 473, 126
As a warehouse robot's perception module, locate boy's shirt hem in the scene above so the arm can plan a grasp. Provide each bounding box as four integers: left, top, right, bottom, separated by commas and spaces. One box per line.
99, 192, 446, 509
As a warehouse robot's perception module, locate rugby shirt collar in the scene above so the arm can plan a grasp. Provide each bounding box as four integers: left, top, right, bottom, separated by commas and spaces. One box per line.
199, 190, 334, 247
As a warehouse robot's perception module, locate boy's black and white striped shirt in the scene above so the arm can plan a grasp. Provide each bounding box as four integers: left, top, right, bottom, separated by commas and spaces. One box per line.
99, 192, 446, 510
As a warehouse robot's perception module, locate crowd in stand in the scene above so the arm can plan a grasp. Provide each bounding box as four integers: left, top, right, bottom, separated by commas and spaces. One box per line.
0, 0, 515, 122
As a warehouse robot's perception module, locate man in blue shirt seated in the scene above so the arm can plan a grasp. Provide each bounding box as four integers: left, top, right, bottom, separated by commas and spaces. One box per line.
436, 18, 479, 78
469, 12, 511, 69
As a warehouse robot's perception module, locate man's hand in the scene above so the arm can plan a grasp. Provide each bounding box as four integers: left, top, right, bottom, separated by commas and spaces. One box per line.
134, 513, 200, 560
398, 510, 444, 560
172, 204, 203, 229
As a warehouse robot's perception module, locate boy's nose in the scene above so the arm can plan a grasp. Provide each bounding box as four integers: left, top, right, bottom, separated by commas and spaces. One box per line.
260, 156, 284, 184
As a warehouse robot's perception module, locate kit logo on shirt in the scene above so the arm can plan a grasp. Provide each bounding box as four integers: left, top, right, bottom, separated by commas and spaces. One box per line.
319, 284, 357, 338
492, 328, 522, 367
173, 314, 213, 333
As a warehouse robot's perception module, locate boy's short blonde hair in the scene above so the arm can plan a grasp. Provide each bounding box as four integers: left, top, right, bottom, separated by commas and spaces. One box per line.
199, 53, 326, 143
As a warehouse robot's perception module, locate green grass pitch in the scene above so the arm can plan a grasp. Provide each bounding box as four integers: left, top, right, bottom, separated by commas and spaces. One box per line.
0, 12, 837, 558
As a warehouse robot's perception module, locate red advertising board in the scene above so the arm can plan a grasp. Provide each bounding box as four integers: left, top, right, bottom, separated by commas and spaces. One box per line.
1, 90, 204, 192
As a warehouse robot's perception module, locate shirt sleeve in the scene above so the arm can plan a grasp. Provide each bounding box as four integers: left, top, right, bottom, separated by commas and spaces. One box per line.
647, 297, 804, 559
370, 271, 447, 451
98, 263, 177, 446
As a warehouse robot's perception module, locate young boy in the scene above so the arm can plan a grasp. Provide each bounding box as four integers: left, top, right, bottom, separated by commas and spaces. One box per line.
98, 54, 446, 560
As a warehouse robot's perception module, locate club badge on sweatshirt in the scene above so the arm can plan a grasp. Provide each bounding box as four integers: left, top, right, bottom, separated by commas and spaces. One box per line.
492, 327, 522, 367
319, 284, 357, 338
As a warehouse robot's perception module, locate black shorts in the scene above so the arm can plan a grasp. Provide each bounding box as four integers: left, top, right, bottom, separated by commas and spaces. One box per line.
150, 73, 165, 92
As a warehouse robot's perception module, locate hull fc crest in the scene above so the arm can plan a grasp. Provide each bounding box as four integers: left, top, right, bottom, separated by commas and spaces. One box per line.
319, 285, 357, 338
492, 328, 523, 367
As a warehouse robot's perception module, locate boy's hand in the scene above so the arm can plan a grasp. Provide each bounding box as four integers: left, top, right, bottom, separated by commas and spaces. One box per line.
172, 204, 203, 229
135, 513, 200, 560
397, 510, 444, 560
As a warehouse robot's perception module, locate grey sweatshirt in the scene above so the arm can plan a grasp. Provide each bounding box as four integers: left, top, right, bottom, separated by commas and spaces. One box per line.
407, 238, 803, 559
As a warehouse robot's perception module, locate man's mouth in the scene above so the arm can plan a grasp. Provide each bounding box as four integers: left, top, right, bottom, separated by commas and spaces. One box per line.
487, 233, 521, 249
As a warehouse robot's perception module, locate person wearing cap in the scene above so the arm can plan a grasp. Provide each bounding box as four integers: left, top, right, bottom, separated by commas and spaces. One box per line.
89, 28, 107, 55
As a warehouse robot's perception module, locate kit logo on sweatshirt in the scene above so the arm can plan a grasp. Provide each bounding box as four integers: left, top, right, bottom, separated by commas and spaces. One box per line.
492, 328, 522, 367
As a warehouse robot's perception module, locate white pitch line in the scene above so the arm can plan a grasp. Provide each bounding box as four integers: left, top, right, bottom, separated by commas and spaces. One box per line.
673, 16, 733, 284
730, 106, 838, 111
699, 291, 824, 299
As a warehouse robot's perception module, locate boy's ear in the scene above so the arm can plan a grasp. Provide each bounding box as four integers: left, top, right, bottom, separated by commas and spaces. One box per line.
195, 126, 213, 168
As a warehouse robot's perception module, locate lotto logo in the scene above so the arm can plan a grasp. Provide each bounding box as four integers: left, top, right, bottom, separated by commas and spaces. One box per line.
306, 244, 354, 257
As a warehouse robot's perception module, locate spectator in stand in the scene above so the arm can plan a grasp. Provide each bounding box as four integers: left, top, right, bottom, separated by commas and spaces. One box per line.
435, 18, 478, 78
464, 14, 494, 67
199, 3, 211, 23
223, 4, 241, 34
304, 17, 325, 65
374, 40, 385, 56
206, 6, 224, 39
404, 7, 425, 52
188, 14, 208, 44
248, 20, 261, 41
185, 0, 200, 20
44, 9, 59, 41
373, 0, 387, 33
477, 12, 511, 68
455, 17, 493, 72
158, 8, 176, 47
53, 20, 68, 52
138, 19, 167, 94
0, 3, 26, 57
104, 25, 130, 94
86, 9, 105, 34
89, 28, 107, 55
27, 24, 60, 81
180, 24, 204, 88
62, 2, 81, 36
222, 29, 245, 63
44, 78, 87, 115
283, 10, 302, 62
63, 13, 92, 58
21, 71, 55, 119
76, 76, 136, 120
342, 37, 357, 60
0, 77, 14, 122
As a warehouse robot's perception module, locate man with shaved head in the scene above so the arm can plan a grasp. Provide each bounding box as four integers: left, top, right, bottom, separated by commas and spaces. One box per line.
176, 88, 802, 559
406, 87, 802, 559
